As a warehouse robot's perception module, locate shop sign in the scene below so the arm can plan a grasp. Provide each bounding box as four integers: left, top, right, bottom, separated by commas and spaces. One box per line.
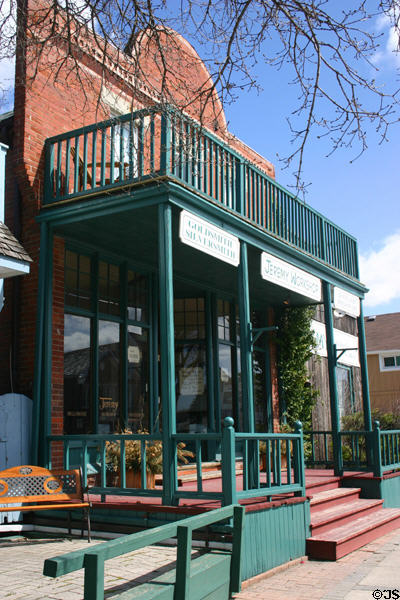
333, 287, 360, 318
311, 320, 360, 367
261, 251, 322, 301
179, 210, 240, 266
179, 367, 205, 396
128, 346, 141, 363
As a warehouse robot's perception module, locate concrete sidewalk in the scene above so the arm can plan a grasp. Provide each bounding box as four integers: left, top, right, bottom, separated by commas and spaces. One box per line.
1, 527, 400, 599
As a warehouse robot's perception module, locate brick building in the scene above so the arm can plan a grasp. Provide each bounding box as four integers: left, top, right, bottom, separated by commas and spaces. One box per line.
0, 0, 385, 574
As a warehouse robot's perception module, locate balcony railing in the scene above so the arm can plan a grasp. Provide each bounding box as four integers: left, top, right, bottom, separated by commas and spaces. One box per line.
44, 105, 359, 279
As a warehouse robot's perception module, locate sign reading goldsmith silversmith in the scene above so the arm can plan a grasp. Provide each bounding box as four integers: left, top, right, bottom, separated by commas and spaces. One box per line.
179, 210, 240, 266
261, 251, 322, 301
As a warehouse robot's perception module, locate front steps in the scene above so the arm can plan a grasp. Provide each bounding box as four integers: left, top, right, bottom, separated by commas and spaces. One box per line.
306, 476, 400, 560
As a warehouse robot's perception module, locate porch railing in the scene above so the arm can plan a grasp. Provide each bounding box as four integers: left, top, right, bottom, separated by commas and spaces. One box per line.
44, 105, 359, 279
47, 418, 306, 506
306, 421, 400, 477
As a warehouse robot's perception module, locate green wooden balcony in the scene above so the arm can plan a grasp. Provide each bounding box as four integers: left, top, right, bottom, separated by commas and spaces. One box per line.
44, 105, 359, 280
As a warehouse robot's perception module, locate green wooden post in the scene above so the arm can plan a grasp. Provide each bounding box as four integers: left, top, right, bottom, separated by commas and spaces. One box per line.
230, 505, 245, 595
31, 222, 48, 465
160, 109, 171, 176
238, 242, 256, 486
42, 227, 54, 467
323, 281, 343, 475
235, 159, 245, 215
158, 202, 177, 505
175, 525, 192, 599
358, 300, 373, 469
83, 553, 104, 600
221, 417, 237, 506
294, 421, 306, 496
372, 420, 383, 478
238, 242, 254, 432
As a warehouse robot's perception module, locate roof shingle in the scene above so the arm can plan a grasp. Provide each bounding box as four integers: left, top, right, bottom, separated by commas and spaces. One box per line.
0, 221, 32, 263
365, 312, 400, 352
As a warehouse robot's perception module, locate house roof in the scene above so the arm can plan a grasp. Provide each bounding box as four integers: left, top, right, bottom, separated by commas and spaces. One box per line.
0, 221, 32, 264
365, 312, 400, 352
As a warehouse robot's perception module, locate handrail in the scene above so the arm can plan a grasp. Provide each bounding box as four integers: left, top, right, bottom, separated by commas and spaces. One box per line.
43, 504, 245, 600
44, 105, 359, 279
48, 423, 307, 506
306, 425, 400, 477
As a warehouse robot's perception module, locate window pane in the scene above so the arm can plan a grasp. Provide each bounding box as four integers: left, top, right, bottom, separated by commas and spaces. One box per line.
174, 297, 205, 340
396, 356, 400, 367
64, 314, 91, 434
127, 270, 148, 322
336, 366, 353, 417
253, 350, 267, 431
175, 343, 207, 433
384, 356, 395, 367
98, 261, 120, 316
65, 250, 91, 309
127, 327, 149, 432
98, 321, 120, 433
219, 343, 233, 423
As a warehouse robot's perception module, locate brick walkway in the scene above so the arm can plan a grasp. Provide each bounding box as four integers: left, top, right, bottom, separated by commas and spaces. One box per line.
0, 535, 178, 599
1, 528, 400, 599
235, 528, 400, 600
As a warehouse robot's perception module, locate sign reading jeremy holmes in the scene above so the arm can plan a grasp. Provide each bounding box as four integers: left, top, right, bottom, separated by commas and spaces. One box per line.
261, 251, 322, 301
179, 210, 240, 266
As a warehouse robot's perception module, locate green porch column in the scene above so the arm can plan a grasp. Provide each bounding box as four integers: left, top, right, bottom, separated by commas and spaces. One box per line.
323, 281, 343, 475
238, 242, 256, 486
358, 300, 373, 469
358, 300, 372, 432
158, 202, 177, 505
31, 222, 49, 465
32, 222, 53, 467
238, 242, 254, 432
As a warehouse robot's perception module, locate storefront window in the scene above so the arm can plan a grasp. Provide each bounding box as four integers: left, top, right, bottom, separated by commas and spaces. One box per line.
64, 314, 91, 434
98, 261, 120, 316
175, 343, 207, 432
65, 250, 91, 310
127, 270, 148, 323
175, 298, 205, 340
337, 365, 354, 418
253, 350, 268, 431
64, 249, 152, 434
98, 321, 120, 432
127, 325, 149, 430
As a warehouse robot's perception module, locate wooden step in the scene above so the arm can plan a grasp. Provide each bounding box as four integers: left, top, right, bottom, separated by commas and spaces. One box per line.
309, 487, 361, 511
307, 508, 400, 560
310, 498, 384, 536
305, 476, 341, 496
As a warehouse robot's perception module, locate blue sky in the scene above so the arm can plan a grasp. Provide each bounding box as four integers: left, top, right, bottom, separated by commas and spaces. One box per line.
224, 60, 400, 316
0, 2, 399, 316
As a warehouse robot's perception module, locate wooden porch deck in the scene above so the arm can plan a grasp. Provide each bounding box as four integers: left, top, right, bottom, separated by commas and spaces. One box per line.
87, 468, 351, 514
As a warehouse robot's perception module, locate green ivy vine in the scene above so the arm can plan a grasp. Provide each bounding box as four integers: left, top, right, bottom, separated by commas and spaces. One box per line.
277, 306, 319, 430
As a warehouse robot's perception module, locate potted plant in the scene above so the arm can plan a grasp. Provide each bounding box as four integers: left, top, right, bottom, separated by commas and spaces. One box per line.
106, 430, 193, 489
259, 423, 292, 471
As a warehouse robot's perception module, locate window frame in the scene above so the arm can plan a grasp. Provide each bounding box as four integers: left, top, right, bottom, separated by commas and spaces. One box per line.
379, 351, 400, 372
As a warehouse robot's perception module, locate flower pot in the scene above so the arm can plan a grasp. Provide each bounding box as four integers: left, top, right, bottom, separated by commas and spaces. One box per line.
118, 469, 156, 489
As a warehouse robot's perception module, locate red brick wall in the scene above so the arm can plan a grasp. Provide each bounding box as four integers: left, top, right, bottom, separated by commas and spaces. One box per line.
7, 0, 277, 440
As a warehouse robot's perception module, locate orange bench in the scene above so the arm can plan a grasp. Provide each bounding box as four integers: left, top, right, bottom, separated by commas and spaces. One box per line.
0, 465, 91, 541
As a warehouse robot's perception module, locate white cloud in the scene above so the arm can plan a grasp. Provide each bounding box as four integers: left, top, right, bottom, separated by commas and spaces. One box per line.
0, 56, 14, 80
360, 231, 400, 309
373, 13, 400, 66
